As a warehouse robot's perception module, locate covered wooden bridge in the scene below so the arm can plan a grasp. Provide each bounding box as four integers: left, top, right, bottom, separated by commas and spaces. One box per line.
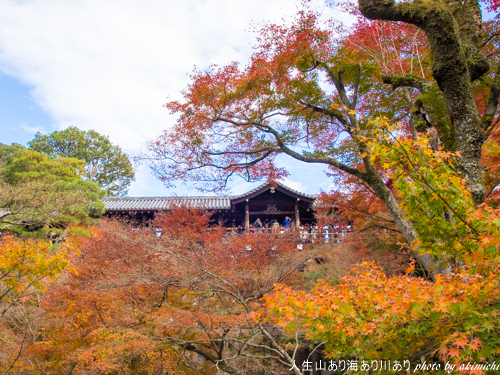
103, 180, 317, 230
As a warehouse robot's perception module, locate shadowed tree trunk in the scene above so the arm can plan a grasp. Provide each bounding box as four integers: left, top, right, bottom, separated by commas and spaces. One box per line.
359, 0, 489, 204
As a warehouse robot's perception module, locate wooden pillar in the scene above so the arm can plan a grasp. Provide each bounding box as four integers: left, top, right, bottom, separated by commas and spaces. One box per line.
295, 200, 300, 227
245, 200, 250, 232
218, 213, 223, 227
141, 214, 147, 227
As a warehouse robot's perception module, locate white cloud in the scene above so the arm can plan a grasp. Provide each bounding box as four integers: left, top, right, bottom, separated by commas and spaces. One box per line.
19, 122, 45, 134
0, 0, 297, 149
279, 177, 304, 193
0, 0, 352, 195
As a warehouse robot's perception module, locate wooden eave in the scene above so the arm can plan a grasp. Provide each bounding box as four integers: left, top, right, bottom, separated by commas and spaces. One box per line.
230, 181, 316, 205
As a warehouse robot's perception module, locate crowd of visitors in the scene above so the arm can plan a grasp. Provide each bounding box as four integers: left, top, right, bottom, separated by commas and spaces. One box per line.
227, 217, 352, 243
250, 216, 292, 230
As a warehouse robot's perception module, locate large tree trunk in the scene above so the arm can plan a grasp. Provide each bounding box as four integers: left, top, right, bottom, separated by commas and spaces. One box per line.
364, 167, 438, 275
358, 0, 488, 204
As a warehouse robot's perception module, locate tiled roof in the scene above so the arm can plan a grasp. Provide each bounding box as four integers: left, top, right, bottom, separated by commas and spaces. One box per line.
231, 180, 316, 203
104, 196, 232, 211
232, 180, 317, 199
104, 180, 316, 212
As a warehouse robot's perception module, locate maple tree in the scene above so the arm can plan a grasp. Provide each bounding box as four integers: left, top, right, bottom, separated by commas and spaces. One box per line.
17, 225, 179, 375
482, 130, 500, 205
146, 1, 500, 274
7, 208, 334, 374
266, 260, 500, 370
312, 188, 411, 278
264, 121, 500, 371
0, 236, 75, 374
0, 236, 74, 318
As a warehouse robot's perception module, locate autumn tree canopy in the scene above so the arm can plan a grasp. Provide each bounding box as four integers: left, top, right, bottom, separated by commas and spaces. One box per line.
1, 208, 338, 375
266, 122, 500, 368
147, 0, 500, 274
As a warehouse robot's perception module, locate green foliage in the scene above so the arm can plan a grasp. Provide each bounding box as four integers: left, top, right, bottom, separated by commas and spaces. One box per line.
29, 126, 135, 196
364, 118, 484, 266
265, 118, 500, 370
0, 149, 105, 232
0, 143, 25, 162
2, 148, 86, 184
267, 261, 500, 370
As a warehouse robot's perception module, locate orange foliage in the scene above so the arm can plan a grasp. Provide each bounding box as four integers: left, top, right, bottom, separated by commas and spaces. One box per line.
0, 235, 75, 374
266, 260, 500, 369
13, 208, 325, 374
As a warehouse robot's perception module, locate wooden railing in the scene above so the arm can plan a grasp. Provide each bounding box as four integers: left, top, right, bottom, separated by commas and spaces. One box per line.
223, 227, 352, 243
151, 226, 352, 244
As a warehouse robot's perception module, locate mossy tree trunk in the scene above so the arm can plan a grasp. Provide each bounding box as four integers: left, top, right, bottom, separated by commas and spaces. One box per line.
359, 0, 489, 204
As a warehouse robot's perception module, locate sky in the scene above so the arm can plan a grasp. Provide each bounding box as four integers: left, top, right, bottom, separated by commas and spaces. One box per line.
0, 0, 353, 197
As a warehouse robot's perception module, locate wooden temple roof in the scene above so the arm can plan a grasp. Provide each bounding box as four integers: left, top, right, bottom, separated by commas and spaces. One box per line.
103, 180, 316, 213
104, 196, 233, 211
231, 180, 316, 204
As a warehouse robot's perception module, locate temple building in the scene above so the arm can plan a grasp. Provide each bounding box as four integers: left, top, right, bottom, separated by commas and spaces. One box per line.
104, 180, 317, 230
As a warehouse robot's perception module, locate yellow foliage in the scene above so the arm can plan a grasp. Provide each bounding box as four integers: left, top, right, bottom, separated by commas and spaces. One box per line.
0, 236, 74, 315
